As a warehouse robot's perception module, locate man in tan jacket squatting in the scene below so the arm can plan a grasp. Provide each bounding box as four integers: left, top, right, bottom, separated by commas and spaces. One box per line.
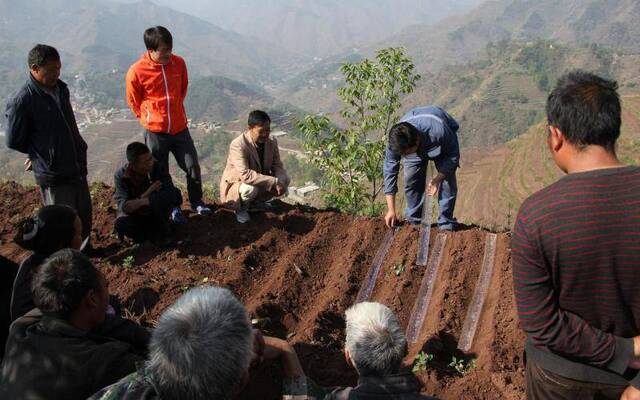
220, 110, 290, 223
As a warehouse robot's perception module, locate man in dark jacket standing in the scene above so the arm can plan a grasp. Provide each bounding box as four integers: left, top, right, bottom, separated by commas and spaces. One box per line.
4, 44, 92, 245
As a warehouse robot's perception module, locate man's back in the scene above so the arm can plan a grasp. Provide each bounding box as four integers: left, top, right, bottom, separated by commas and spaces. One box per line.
1, 310, 143, 400
513, 166, 640, 386
515, 166, 640, 336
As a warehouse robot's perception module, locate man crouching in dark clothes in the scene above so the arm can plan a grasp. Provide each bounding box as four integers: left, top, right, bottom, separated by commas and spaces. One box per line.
114, 142, 182, 247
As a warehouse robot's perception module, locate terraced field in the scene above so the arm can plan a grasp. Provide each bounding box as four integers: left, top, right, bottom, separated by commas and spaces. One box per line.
456, 95, 640, 230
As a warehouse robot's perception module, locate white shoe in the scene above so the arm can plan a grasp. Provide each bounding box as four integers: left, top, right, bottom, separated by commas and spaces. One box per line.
235, 209, 250, 224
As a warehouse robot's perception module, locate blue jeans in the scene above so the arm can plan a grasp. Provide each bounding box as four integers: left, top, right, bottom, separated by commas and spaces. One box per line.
403, 154, 457, 229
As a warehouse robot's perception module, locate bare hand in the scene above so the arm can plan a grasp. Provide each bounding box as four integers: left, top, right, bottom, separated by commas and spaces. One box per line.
629, 336, 640, 369
143, 181, 162, 197
262, 336, 290, 362
385, 210, 399, 228
621, 386, 640, 400
250, 329, 265, 367
630, 358, 640, 370
427, 177, 443, 196
24, 158, 32, 172
261, 336, 304, 377
276, 183, 286, 197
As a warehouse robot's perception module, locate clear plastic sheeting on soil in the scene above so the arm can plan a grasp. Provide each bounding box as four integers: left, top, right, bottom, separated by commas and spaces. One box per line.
416, 165, 434, 267
416, 194, 433, 266
406, 232, 447, 343
458, 232, 498, 352
356, 228, 397, 303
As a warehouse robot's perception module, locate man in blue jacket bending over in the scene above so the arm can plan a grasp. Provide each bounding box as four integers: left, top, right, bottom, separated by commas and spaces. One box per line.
383, 106, 460, 230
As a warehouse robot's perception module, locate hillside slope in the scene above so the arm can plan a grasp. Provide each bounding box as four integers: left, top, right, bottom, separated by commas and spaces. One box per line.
274, 40, 640, 147
377, 0, 640, 73
455, 95, 640, 230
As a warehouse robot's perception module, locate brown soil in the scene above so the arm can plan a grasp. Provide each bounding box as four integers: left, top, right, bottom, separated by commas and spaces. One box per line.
0, 181, 524, 399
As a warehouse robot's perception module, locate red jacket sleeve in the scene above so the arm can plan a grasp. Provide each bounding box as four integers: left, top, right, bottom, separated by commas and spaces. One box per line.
125, 66, 143, 119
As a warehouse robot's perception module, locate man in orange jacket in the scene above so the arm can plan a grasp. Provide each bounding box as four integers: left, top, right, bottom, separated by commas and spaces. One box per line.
126, 26, 211, 221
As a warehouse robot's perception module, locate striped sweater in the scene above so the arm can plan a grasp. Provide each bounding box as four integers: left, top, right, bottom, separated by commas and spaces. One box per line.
513, 166, 640, 387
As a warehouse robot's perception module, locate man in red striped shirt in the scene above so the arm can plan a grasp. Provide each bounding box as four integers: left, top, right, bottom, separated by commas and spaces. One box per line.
513, 71, 640, 400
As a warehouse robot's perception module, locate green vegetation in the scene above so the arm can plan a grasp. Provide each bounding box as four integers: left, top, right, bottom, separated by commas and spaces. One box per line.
412, 351, 434, 373
392, 263, 406, 276
298, 47, 420, 215
122, 256, 135, 269
449, 356, 477, 375
197, 131, 234, 167
280, 153, 323, 186
186, 76, 268, 122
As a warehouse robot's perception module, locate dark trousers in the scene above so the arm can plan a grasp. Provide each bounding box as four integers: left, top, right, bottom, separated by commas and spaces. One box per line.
40, 178, 93, 240
403, 154, 457, 229
115, 214, 169, 244
526, 359, 626, 400
0, 256, 17, 360
145, 128, 203, 207
115, 187, 182, 243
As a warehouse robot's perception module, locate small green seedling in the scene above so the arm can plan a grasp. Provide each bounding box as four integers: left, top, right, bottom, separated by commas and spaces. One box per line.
392, 263, 406, 276
412, 351, 434, 373
180, 284, 192, 293
123, 255, 135, 269
449, 356, 476, 375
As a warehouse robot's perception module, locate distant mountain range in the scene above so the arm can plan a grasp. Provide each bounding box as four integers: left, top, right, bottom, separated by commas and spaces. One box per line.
273, 0, 640, 146
375, 0, 640, 72
151, 0, 485, 58
0, 0, 306, 85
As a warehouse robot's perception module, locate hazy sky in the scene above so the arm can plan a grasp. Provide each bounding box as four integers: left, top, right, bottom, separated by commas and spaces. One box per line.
144, 0, 485, 57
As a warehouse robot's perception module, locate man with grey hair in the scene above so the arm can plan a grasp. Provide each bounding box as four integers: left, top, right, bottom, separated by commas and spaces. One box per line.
285, 302, 436, 399
90, 286, 304, 399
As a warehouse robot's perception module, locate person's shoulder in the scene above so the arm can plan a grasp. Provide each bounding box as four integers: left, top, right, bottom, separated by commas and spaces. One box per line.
517, 178, 567, 222
88, 371, 157, 400
171, 54, 187, 68
230, 133, 248, 147
622, 165, 640, 177
7, 81, 33, 106
115, 160, 128, 175
91, 338, 142, 368
126, 56, 147, 76
268, 135, 280, 147
114, 161, 130, 182
8, 309, 42, 334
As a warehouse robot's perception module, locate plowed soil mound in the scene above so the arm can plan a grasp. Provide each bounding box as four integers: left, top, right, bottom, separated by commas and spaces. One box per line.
0, 181, 525, 399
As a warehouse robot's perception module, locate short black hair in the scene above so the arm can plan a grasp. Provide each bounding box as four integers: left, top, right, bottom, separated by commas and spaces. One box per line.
14, 205, 78, 256
547, 70, 621, 152
248, 110, 271, 128
32, 249, 101, 319
388, 122, 419, 155
28, 44, 60, 68
126, 142, 150, 163
144, 26, 173, 51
